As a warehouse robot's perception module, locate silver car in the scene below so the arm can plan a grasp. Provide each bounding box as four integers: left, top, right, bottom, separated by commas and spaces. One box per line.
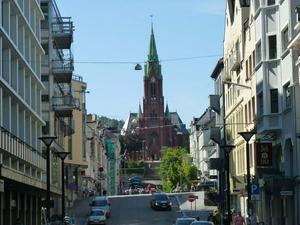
191, 221, 214, 225
87, 209, 106, 225
175, 217, 197, 225
89, 196, 111, 218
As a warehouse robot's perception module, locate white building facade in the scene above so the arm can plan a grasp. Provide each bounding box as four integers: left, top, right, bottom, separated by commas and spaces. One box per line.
0, 0, 48, 224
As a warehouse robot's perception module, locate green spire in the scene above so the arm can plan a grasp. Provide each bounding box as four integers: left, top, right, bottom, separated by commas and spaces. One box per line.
148, 24, 158, 62
165, 103, 170, 118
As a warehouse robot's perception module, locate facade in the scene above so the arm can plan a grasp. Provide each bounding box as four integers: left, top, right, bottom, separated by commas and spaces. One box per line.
211, 0, 300, 224
0, 0, 47, 225
85, 114, 107, 195
122, 27, 189, 160
190, 109, 217, 180
64, 75, 88, 205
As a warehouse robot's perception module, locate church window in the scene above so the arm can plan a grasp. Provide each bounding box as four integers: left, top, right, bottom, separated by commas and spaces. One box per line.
150, 83, 156, 97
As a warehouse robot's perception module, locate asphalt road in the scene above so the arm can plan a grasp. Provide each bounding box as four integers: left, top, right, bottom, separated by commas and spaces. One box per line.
71, 195, 181, 225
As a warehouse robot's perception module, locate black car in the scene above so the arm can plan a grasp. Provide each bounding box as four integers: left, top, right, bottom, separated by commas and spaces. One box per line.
150, 192, 172, 210
128, 176, 142, 183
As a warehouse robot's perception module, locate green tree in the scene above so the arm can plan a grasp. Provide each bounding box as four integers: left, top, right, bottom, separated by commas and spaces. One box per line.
159, 147, 196, 192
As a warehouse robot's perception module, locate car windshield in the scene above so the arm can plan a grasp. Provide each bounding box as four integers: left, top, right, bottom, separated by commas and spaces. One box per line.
176, 219, 196, 225
155, 194, 168, 201
91, 200, 107, 207
90, 210, 104, 216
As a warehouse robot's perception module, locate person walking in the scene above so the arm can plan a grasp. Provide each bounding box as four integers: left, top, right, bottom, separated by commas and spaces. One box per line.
234, 212, 246, 225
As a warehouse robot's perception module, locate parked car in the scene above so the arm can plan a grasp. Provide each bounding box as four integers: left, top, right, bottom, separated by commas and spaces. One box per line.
175, 217, 197, 225
191, 221, 214, 225
150, 192, 172, 210
128, 176, 142, 183
89, 196, 111, 218
87, 209, 106, 225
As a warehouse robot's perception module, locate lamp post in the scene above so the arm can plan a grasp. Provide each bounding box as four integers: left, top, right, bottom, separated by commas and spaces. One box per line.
238, 130, 256, 218
53, 151, 70, 220
39, 136, 57, 221
221, 145, 235, 225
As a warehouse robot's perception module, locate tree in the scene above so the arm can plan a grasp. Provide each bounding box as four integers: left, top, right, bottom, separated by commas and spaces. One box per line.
159, 147, 196, 192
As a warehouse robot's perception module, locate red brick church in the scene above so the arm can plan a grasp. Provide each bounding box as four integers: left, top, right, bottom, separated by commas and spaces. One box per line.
122, 27, 189, 160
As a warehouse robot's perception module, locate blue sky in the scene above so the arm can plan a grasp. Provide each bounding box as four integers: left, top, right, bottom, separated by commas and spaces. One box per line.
57, 0, 225, 125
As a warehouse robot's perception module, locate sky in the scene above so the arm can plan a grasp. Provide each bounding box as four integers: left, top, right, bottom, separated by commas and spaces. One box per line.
56, 0, 226, 126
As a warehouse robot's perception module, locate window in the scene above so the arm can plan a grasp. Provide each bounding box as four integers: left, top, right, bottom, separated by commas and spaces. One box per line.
246, 59, 249, 79
258, 92, 263, 116
245, 104, 248, 124
284, 83, 291, 109
256, 41, 262, 64
267, 0, 275, 5
150, 83, 156, 97
282, 27, 289, 52
41, 95, 49, 102
268, 35, 277, 59
248, 101, 251, 122
249, 55, 252, 75
41, 43, 49, 55
252, 51, 256, 71
41, 75, 49, 82
237, 77, 240, 96
270, 89, 278, 113
252, 96, 256, 121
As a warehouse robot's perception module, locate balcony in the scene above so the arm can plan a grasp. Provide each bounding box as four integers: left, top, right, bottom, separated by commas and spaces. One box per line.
229, 51, 241, 71
52, 17, 73, 49
52, 95, 75, 117
0, 126, 46, 171
52, 53, 74, 83
256, 114, 281, 134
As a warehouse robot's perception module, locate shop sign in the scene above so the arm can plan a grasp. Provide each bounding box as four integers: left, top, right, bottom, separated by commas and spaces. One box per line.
256, 143, 272, 167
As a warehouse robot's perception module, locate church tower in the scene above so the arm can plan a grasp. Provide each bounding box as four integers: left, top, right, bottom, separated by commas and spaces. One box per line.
139, 26, 173, 160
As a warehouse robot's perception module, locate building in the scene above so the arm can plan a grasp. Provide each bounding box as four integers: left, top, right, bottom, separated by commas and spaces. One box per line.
0, 0, 47, 224
122, 27, 189, 160
190, 109, 217, 181
64, 75, 88, 205
212, 0, 299, 224
85, 114, 107, 195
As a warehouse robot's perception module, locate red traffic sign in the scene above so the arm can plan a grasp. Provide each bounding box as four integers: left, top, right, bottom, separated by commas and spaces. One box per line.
188, 194, 197, 202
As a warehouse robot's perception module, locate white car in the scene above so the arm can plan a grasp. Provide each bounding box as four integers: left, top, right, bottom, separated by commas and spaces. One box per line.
87, 209, 106, 225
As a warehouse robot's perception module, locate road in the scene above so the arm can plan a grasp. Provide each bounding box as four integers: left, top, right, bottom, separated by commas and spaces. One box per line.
71, 194, 181, 225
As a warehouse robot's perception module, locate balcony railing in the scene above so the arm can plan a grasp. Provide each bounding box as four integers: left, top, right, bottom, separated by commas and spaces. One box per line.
52, 95, 75, 117
0, 126, 46, 171
52, 17, 73, 49
52, 52, 74, 83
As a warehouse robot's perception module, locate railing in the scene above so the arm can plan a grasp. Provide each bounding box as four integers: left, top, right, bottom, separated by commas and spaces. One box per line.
52, 51, 74, 74
0, 126, 46, 171
52, 17, 73, 36
52, 95, 74, 108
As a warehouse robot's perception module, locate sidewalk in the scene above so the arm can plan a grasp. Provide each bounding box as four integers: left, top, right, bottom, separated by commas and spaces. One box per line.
175, 192, 217, 220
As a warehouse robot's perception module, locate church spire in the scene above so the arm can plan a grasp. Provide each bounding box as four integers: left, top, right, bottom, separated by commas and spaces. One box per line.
165, 103, 170, 118
138, 103, 143, 118
148, 24, 158, 62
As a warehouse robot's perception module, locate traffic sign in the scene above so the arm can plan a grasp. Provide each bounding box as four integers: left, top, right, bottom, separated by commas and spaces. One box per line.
251, 183, 260, 200
188, 194, 197, 202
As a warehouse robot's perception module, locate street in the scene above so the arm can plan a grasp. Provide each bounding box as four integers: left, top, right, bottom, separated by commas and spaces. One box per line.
70, 193, 214, 225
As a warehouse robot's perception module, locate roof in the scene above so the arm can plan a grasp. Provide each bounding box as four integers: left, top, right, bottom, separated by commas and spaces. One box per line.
210, 58, 224, 80
169, 112, 189, 135
121, 113, 138, 135
196, 109, 216, 128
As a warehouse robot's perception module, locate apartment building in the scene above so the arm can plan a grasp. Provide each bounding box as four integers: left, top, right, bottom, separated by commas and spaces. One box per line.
190, 109, 217, 180
214, 0, 299, 224
0, 0, 48, 224
64, 75, 88, 204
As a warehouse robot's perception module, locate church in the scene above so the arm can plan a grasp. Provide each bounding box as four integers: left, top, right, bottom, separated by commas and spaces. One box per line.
122, 27, 189, 160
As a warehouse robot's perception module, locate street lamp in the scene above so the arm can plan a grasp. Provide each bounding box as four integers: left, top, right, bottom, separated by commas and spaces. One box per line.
53, 151, 70, 221
238, 130, 256, 217
39, 136, 57, 221
221, 145, 235, 225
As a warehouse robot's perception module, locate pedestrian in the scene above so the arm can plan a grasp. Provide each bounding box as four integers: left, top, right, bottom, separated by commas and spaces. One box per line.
212, 209, 221, 225
234, 212, 246, 225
